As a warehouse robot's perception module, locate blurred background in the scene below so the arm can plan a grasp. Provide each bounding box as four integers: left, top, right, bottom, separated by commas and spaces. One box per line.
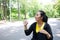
0, 0, 60, 40
0, 0, 60, 21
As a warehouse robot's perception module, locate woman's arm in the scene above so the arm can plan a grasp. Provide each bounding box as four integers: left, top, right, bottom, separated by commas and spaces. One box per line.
24, 20, 34, 36
44, 24, 53, 40
40, 24, 53, 40
40, 29, 51, 39
24, 24, 33, 36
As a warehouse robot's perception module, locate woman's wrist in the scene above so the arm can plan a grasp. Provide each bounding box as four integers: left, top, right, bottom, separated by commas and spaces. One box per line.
46, 33, 51, 39
24, 25, 27, 30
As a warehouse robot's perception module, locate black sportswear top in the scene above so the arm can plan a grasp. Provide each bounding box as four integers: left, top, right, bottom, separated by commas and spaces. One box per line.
24, 22, 53, 40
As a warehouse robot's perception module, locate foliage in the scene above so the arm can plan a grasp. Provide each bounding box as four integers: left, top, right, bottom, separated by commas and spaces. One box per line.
0, 0, 60, 21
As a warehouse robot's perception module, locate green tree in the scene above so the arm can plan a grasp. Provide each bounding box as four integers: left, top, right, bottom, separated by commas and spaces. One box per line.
54, 0, 60, 17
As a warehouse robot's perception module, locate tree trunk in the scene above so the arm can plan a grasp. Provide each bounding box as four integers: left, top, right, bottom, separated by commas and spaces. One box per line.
2, 0, 7, 20
17, 0, 20, 20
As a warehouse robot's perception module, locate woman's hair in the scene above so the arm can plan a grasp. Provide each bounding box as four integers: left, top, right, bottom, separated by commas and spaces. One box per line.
38, 10, 48, 23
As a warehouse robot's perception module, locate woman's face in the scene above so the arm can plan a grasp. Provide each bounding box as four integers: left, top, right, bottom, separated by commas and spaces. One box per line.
35, 12, 42, 21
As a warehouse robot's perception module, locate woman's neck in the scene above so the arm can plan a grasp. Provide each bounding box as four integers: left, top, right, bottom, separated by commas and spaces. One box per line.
37, 20, 43, 26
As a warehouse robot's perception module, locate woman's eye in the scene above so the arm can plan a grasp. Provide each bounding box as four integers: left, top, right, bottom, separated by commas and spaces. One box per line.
37, 14, 38, 16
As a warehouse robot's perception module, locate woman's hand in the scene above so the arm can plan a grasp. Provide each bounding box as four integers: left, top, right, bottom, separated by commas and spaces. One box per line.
40, 29, 51, 39
23, 19, 28, 30
46, 33, 51, 39
23, 19, 28, 26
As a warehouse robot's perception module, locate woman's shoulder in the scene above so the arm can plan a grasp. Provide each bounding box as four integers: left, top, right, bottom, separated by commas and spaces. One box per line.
45, 22, 50, 26
31, 22, 37, 25
44, 23, 50, 28
30, 22, 37, 27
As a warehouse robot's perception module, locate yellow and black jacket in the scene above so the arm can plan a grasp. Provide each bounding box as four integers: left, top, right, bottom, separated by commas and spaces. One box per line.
24, 22, 53, 40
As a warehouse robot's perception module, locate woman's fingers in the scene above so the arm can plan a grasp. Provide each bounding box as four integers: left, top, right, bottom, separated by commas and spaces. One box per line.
23, 20, 28, 26
40, 30, 46, 33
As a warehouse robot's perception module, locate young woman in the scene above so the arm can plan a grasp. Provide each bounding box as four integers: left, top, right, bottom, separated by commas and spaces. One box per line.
24, 10, 53, 40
